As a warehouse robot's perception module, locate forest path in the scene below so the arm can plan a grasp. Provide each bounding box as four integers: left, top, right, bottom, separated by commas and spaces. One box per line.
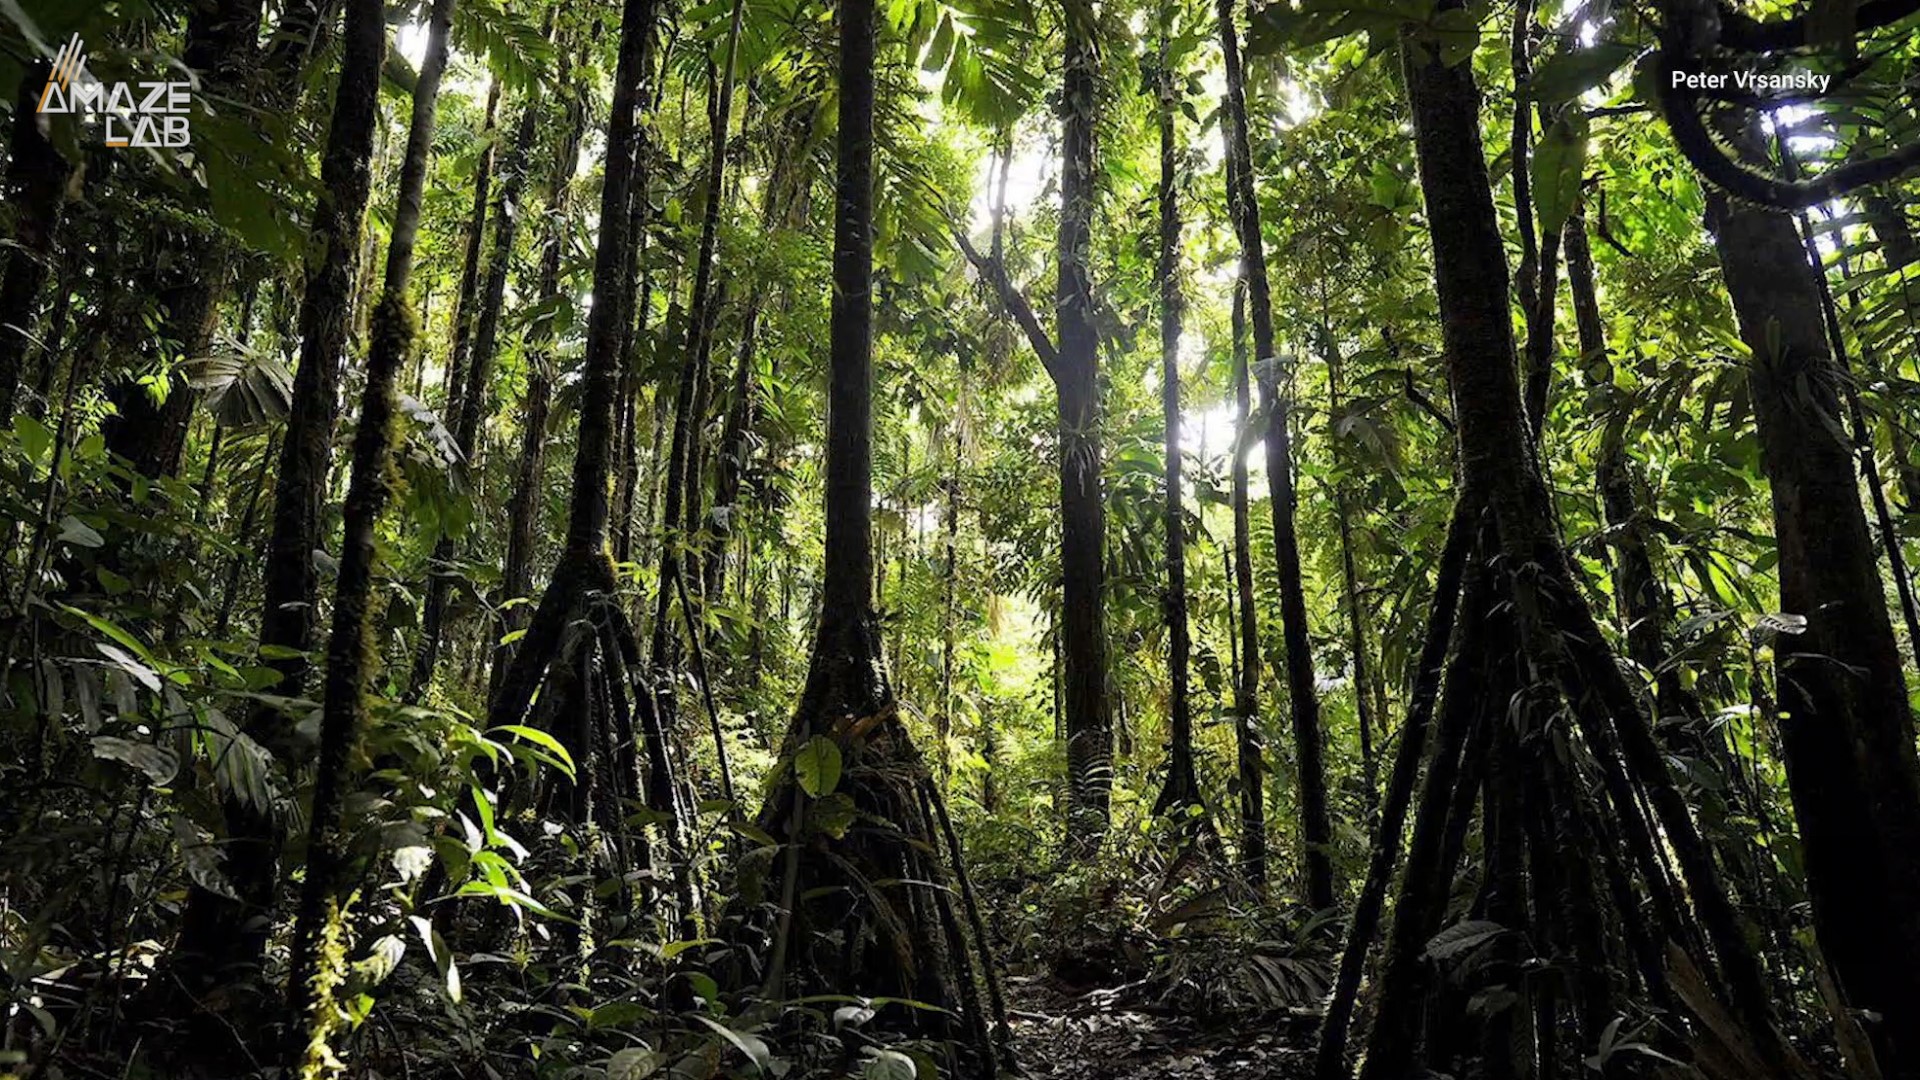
1004, 976, 1315, 1079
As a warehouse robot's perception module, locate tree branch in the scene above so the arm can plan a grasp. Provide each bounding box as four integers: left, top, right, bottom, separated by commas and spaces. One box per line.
1402, 368, 1456, 432
1654, 50, 1920, 209
955, 229, 1064, 386
1714, 0, 1920, 52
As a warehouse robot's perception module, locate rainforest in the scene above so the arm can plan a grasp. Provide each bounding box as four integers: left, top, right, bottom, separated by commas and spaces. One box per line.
2, 0, 1919, 1076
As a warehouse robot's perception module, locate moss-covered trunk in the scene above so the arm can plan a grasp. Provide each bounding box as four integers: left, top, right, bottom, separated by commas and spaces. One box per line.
284, 0, 451, 1065
173, 0, 387, 988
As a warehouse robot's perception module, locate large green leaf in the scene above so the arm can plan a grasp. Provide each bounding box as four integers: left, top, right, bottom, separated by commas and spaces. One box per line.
189, 338, 295, 428
1525, 43, 1638, 104
1531, 110, 1589, 240
794, 734, 843, 798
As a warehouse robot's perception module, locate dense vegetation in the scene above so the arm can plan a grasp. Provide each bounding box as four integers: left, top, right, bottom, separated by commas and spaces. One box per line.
3, 0, 1919, 1075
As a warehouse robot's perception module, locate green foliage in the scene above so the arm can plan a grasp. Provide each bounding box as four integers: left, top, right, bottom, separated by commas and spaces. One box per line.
3, 0, 1916, 1073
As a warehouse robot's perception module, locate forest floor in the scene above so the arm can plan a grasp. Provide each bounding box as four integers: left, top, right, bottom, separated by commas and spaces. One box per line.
1004, 976, 1316, 1079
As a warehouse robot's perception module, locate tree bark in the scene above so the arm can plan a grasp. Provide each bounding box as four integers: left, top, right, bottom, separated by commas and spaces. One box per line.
706, 173, 788, 601
1507, 0, 1561, 437
1703, 128, 1920, 1074
1400, 17, 1786, 1051
1216, 0, 1333, 909
442, 77, 501, 410
748, 7, 999, 1064
490, 87, 585, 698
1151, 37, 1199, 818
1321, 316, 1379, 811
407, 89, 545, 701
1315, 498, 1475, 1080
1055, 0, 1114, 844
648, 0, 746, 743
173, 0, 384, 1002
284, 0, 448, 1063
1227, 276, 1266, 888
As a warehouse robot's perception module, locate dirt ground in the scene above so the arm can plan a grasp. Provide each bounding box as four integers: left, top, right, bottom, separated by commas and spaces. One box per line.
1005, 976, 1317, 1079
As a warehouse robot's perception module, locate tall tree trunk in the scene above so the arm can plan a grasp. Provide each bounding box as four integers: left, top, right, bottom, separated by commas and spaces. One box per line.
0, 62, 75, 419
407, 90, 545, 701
1321, 318, 1378, 810
707, 148, 803, 601
1702, 123, 1920, 1073
490, 85, 586, 697
1507, 0, 1561, 437
1569, 206, 1683, 709
614, 56, 670, 569
1314, 499, 1475, 1080
1777, 148, 1920, 674
649, 0, 747, 713
1228, 276, 1266, 888
480, 0, 678, 915
284, 0, 449, 1064
173, 0, 383, 1001
638, 386, 670, 566
1151, 40, 1199, 817
939, 464, 961, 779
1216, 0, 1332, 909
442, 77, 501, 409
1057, 0, 1113, 842
1397, 15, 1785, 1054
752, 7, 1003, 1064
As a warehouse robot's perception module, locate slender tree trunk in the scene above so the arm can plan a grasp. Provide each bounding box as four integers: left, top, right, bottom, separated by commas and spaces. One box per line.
1508, 0, 1561, 437
495, 355, 549, 686
648, 0, 746, 715
638, 386, 670, 566
1315, 498, 1475, 1080
1151, 40, 1199, 817
939, 464, 961, 779
1358, 560, 1495, 1080
251, 0, 381, 765
611, 162, 647, 568
1057, 0, 1113, 843
1322, 322, 1378, 810
490, 86, 585, 697
1227, 278, 1266, 888
707, 179, 780, 601
407, 89, 545, 701
1570, 208, 1668, 691
1216, 0, 1332, 909
175, 0, 383, 999
442, 78, 501, 409
1703, 124, 1920, 1072
285, 0, 448, 1065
